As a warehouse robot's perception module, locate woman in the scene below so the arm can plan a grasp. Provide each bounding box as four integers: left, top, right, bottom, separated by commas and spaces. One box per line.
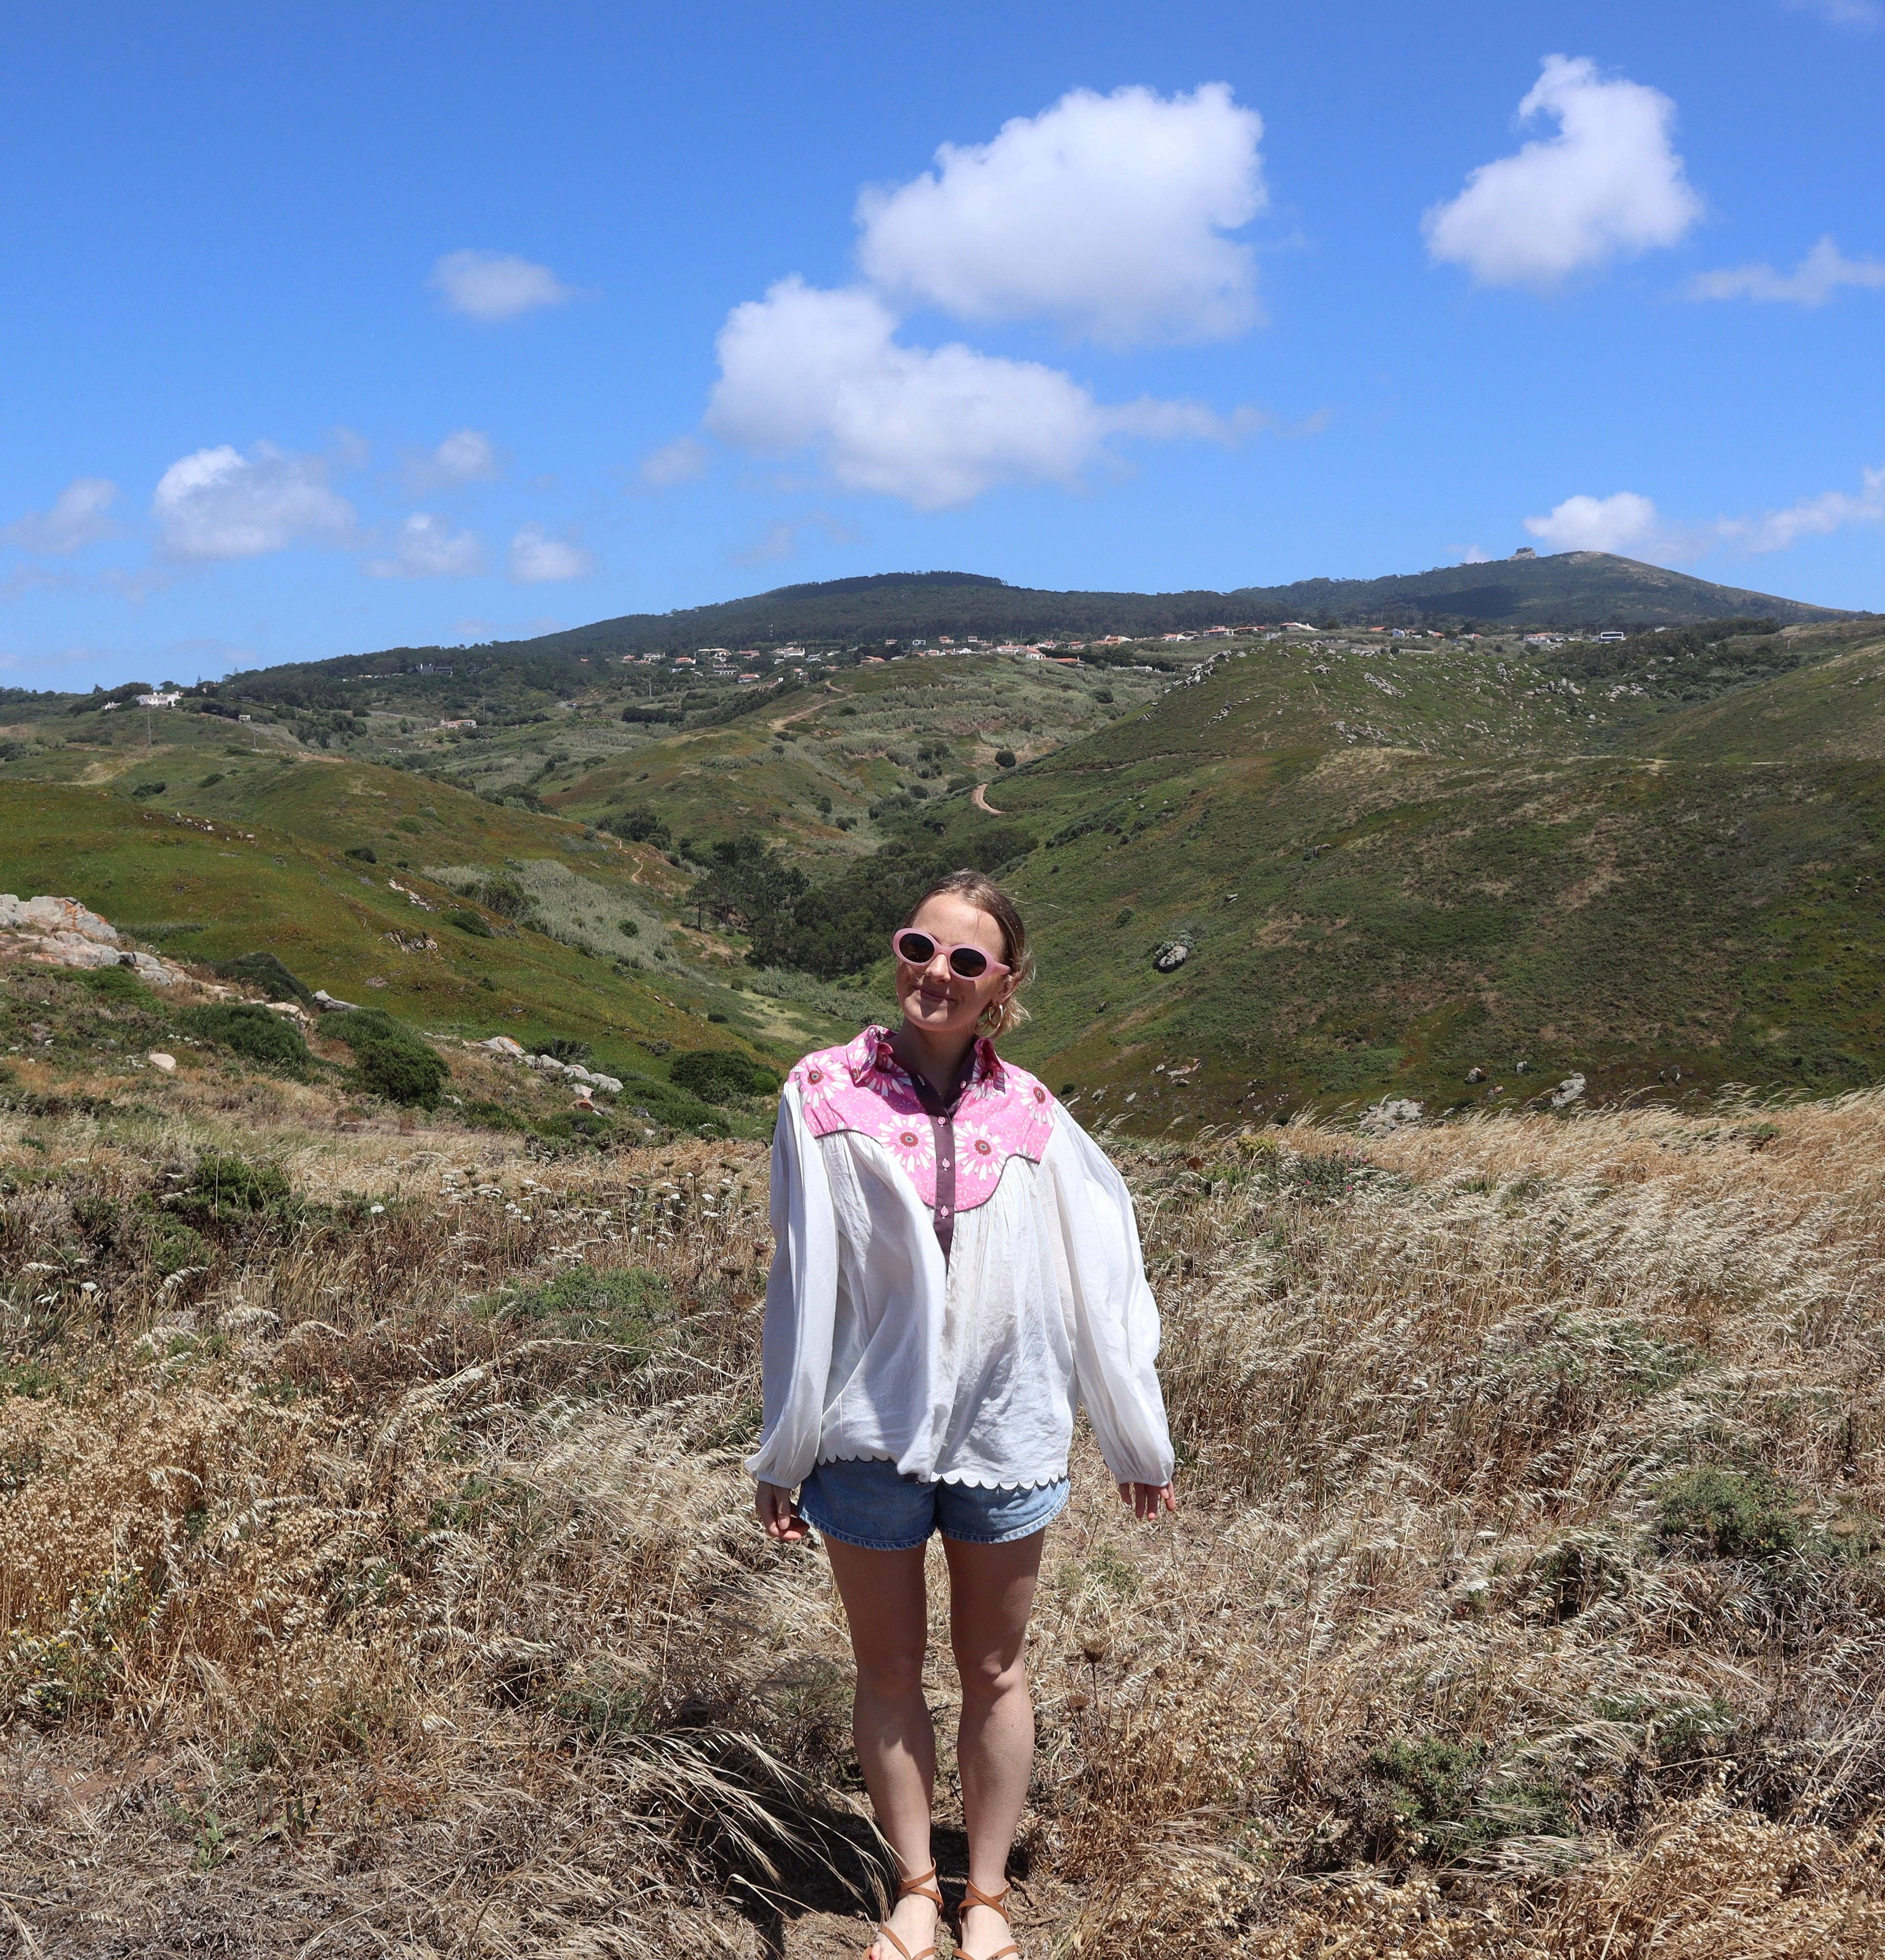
749, 870, 1176, 1960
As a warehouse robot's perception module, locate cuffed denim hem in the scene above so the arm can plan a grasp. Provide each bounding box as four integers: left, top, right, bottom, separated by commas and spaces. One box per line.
797, 1456, 1070, 1551
938, 1475, 1070, 1545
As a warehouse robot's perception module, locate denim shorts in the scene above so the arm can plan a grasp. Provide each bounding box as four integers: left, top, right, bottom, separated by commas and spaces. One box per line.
796, 1456, 1070, 1551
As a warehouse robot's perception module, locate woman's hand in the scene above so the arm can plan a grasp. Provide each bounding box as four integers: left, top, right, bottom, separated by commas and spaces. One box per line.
1118, 1480, 1177, 1521
755, 1481, 811, 1542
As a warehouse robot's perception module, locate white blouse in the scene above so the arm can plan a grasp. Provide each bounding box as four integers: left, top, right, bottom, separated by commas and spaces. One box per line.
745, 1079, 1176, 1492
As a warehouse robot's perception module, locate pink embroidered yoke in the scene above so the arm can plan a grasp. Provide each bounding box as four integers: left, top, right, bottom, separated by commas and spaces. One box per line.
748, 1027, 1176, 1492
790, 1025, 1054, 1254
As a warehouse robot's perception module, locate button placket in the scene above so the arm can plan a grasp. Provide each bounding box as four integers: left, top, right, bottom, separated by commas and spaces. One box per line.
930, 1110, 957, 1256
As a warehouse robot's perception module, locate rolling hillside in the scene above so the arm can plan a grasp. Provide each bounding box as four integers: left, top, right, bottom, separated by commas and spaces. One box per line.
0, 706, 861, 1123
980, 620, 1885, 1123
4, 595, 1881, 1136
495, 553, 1853, 659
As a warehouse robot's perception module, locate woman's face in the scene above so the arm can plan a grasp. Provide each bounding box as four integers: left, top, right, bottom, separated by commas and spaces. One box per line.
894, 893, 1016, 1044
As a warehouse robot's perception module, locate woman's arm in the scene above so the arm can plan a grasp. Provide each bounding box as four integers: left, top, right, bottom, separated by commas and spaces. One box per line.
1046, 1111, 1178, 1505
743, 1085, 841, 1501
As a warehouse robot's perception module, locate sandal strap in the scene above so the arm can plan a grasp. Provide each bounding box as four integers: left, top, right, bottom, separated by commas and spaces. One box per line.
873, 1926, 937, 1960
961, 1880, 1012, 1920
897, 1863, 945, 1911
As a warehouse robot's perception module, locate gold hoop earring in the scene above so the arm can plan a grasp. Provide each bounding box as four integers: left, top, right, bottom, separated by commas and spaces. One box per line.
979, 999, 1007, 1037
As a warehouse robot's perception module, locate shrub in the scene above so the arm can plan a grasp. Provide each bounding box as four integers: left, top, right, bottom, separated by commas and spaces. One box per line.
669, 1049, 782, 1104
600, 808, 672, 847
495, 1266, 676, 1363
175, 1152, 296, 1231
462, 877, 540, 928
618, 918, 640, 938
1343, 1738, 1569, 1865
461, 1099, 531, 1132
530, 1036, 591, 1066
344, 844, 378, 863
81, 964, 156, 1005
129, 781, 167, 799
994, 749, 1017, 769
148, 1219, 212, 1277
1659, 1465, 1805, 1560
210, 952, 315, 1006
181, 1003, 312, 1075
447, 909, 493, 937
197, 772, 224, 788
331, 1008, 449, 1107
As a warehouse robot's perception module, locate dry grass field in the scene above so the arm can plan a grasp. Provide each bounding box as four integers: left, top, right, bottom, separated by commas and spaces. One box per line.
4, 1047, 1885, 1955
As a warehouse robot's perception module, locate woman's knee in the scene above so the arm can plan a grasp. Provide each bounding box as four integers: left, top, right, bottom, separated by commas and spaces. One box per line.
855, 1644, 927, 1701
955, 1647, 1027, 1705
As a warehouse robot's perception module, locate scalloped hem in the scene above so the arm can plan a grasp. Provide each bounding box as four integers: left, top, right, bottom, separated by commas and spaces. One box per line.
813, 1450, 1068, 1493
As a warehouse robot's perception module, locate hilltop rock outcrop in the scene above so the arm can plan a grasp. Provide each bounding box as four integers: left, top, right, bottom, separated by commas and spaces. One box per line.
0, 894, 186, 985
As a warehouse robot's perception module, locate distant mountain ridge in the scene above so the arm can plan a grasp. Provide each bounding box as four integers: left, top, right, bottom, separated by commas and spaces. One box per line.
515, 552, 1850, 660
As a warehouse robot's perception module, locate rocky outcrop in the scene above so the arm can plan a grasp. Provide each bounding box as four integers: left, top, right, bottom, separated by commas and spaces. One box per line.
1360, 1097, 1424, 1135
0, 893, 185, 985
475, 1033, 621, 1094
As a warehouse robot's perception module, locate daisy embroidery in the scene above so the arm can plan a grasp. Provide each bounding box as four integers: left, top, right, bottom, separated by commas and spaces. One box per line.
792, 1059, 846, 1117
954, 1120, 1007, 1184
876, 1118, 935, 1180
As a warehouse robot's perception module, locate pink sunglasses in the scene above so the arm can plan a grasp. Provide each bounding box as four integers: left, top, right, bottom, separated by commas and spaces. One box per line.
890, 929, 1010, 980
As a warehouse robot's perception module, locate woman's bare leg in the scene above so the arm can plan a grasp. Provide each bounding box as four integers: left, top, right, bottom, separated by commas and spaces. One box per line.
943, 1530, 1046, 1958
823, 1538, 939, 1959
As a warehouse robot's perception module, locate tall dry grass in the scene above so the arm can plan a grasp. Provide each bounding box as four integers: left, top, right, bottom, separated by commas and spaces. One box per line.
2, 1088, 1884, 1954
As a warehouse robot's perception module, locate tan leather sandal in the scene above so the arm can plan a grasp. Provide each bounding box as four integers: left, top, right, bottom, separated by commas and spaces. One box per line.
957, 1879, 1020, 1960
868, 1863, 944, 1960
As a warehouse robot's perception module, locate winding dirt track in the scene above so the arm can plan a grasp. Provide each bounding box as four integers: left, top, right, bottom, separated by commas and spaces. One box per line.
972, 783, 1004, 815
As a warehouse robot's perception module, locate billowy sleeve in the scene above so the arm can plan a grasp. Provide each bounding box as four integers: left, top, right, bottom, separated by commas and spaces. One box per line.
1045, 1109, 1176, 1488
744, 1082, 841, 1489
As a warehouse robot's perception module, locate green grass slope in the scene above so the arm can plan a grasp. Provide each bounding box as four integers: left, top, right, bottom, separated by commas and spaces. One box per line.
542, 653, 1154, 853
981, 630, 1885, 1125
0, 713, 837, 1114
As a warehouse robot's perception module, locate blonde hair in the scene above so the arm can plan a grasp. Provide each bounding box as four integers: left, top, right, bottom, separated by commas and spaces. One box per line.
904, 869, 1033, 1037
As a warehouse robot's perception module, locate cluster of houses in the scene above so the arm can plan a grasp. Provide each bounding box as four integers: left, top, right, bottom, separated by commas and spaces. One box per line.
607, 617, 1640, 681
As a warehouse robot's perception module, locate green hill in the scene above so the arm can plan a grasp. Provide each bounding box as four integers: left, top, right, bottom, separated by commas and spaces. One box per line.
974, 619, 1885, 1122
117, 556, 1849, 709
0, 708, 859, 1124
4, 587, 1880, 1134
503, 554, 1852, 658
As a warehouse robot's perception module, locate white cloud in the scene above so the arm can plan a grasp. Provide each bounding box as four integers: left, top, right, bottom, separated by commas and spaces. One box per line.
431, 250, 576, 322
705, 277, 1261, 510
402, 428, 505, 493
367, 513, 486, 579
1686, 234, 1885, 307
640, 435, 710, 487
1524, 490, 1663, 554
1522, 466, 1885, 564
509, 523, 594, 582
1717, 465, 1885, 552
152, 443, 356, 561
1785, 0, 1881, 27
1424, 55, 1702, 288
855, 83, 1265, 347
2, 478, 119, 554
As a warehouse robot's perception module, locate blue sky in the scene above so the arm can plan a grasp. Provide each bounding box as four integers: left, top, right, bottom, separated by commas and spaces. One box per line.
3, 0, 1881, 690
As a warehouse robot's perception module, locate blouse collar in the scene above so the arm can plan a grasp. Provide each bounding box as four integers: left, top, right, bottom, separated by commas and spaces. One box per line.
848, 1022, 1004, 1093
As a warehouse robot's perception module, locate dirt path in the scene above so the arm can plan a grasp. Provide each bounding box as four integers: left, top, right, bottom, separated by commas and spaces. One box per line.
972, 782, 1004, 815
